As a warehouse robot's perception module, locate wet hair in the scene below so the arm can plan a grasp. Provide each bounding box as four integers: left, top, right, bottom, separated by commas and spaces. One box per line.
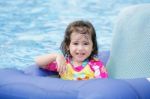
60, 20, 98, 59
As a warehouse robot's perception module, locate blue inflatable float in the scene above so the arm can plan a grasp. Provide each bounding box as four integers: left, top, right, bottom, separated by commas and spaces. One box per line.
0, 51, 150, 99
0, 66, 150, 99
0, 4, 150, 99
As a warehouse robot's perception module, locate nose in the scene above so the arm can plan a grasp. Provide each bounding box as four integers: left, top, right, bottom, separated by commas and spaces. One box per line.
78, 45, 84, 51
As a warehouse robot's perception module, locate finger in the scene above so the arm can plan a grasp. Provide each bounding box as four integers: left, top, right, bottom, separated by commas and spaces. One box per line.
59, 65, 63, 75
57, 65, 60, 72
62, 65, 66, 73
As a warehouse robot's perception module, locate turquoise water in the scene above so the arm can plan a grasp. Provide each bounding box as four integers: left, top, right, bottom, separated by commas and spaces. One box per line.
0, 0, 150, 69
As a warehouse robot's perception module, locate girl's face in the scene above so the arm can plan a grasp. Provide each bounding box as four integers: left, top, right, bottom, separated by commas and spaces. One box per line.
69, 32, 93, 64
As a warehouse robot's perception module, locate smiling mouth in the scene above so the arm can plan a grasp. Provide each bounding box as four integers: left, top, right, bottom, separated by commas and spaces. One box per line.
76, 53, 85, 57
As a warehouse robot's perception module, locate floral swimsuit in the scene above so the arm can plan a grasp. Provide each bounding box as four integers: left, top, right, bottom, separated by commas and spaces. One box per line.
46, 57, 108, 80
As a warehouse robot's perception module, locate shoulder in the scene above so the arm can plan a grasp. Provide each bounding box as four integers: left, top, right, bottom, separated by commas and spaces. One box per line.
89, 57, 104, 67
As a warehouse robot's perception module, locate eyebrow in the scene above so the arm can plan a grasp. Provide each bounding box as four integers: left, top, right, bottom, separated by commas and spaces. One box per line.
72, 39, 90, 44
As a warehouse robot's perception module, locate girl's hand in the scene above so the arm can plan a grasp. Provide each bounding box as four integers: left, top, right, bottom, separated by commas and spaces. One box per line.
56, 54, 67, 75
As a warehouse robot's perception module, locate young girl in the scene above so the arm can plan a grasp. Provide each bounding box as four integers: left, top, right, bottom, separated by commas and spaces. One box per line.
35, 20, 108, 80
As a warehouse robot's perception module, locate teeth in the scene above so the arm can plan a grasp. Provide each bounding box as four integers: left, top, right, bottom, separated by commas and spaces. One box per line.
76, 53, 84, 55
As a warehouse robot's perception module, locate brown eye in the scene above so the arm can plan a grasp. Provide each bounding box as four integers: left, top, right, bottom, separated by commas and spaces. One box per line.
73, 42, 78, 45
84, 42, 89, 45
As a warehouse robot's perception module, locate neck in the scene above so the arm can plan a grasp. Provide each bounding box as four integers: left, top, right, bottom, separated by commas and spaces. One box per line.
72, 61, 82, 67
70, 58, 89, 67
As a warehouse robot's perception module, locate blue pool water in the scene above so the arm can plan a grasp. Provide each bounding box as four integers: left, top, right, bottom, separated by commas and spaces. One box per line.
0, 0, 150, 69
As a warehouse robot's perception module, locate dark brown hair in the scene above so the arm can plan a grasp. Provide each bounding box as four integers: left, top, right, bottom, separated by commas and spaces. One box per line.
60, 20, 98, 59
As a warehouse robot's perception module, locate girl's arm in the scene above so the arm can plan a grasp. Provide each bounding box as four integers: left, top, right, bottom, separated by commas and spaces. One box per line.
35, 53, 66, 74
35, 53, 58, 69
